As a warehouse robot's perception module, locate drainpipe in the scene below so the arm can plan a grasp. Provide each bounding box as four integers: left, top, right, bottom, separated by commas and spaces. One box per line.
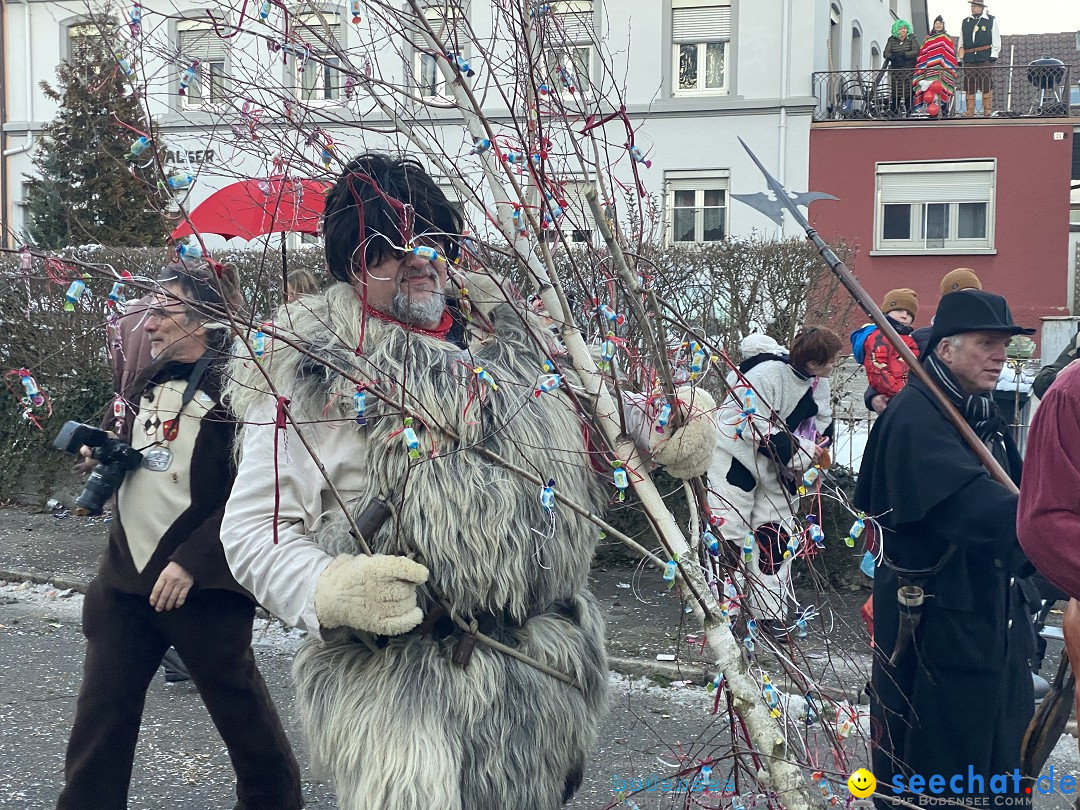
2, 1, 34, 246
0, 0, 7, 243
777, 0, 791, 236
4, 0, 32, 158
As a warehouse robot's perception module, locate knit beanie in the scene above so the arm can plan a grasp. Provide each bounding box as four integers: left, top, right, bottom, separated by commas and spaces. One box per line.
880, 288, 919, 318
939, 268, 983, 296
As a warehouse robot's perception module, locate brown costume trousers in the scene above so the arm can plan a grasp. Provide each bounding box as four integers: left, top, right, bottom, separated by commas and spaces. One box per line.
57, 580, 303, 810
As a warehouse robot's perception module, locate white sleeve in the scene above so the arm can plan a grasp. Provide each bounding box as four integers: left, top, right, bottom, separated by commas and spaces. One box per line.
991, 18, 1001, 59
620, 391, 654, 452
221, 398, 337, 636
813, 377, 834, 436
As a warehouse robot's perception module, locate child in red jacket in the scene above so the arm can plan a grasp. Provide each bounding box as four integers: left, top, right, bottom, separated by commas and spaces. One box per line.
851, 288, 919, 411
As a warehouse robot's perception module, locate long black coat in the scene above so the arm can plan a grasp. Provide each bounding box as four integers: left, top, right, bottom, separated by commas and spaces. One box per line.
855, 375, 1035, 802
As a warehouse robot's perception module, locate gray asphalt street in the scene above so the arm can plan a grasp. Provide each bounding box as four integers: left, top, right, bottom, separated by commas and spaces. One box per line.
2, 505, 1080, 809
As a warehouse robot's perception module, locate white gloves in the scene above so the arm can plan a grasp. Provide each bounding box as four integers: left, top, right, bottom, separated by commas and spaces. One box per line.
314, 553, 430, 635
651, 386, 718, 480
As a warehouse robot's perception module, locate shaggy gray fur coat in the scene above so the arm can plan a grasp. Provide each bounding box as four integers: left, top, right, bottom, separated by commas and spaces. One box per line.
227, 283, 609, 810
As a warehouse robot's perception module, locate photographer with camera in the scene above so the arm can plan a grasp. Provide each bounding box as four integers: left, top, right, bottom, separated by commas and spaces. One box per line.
56, 264, 302, 810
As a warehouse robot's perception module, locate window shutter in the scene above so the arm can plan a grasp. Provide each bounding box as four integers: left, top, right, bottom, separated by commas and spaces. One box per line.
295, 13, 343, 51
548, 2, 593, 43
672, 6, 731, 43
879, 170, 994, 203
408, 7, 470, 51
178, 26, 226, 63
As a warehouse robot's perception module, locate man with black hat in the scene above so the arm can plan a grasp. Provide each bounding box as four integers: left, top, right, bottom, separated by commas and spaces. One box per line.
856, 289, 1036, 806
959, 0, 1001, 117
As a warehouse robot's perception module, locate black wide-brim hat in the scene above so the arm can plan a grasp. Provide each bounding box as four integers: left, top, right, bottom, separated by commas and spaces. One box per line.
927, 289, 1034, 351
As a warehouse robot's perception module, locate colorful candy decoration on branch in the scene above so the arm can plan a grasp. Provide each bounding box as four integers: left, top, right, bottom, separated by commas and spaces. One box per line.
539, 478, 556, 512
848, 515, 866, 548
401, 417, 421, 460
115, 53, 135, 77
534, 373, 561, 397
107, 270, 133, 305
258, 0, 272, 23
797, 465, 820, 495
742, 532, 754, 564
469, 137, 491, 155
18, 246, 32, 273
628, 144, 652, 168
598, 332, 616, 371
812, 771, 841, 806
474, 365, 498, 392
594, 299, 625, 328
654, 399, 671, 432
541, 193, 564, 228
555, 65, 575, 93
127, 135, 151, 160
7, 368, 52, 429
703, 530, 720, 557
447, 53, 474, 77
353, 388, 367, 425
128, 3, 142, 36
805, 515, 826, 548
688, 340, 710, 380
177, 243, 203, 261
167, 170, 194, 192
761, 674, 781, 718
64, 274, 90, 312
350, 0, 362, 24
663, 556, 678, 586
178, 61, 199, 96
611, 459, 628, 502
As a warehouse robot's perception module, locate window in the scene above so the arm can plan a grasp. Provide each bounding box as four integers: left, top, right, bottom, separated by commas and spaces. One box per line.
871, 43, 880, 70
410, 5, 469, 100
295, 11, 344, 103
850, 25, 862, 71
666, 174, 728, 243
672, 0, 730, 95
875, 161, 996, 253
67, 21, 104, 63
540, 179, 598, 244
177, 20, 228, 108
539, 1, 593, 94
827, 4, 841, 72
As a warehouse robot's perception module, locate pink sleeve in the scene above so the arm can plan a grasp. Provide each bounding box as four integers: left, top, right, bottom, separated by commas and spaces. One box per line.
1017, 365, 1080, 598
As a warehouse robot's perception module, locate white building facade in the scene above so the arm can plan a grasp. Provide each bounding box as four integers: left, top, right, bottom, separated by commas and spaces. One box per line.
0, 0, 926, 249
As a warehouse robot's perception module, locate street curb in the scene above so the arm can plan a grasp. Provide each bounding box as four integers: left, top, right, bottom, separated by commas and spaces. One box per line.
0, 569, 87, 594
0, 569, 863, 703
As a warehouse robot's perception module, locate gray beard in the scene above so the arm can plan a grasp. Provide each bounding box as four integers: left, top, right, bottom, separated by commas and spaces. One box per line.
390, 291, 446, 326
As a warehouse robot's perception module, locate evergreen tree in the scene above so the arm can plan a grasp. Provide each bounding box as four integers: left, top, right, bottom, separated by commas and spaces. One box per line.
24, 18, 168, 249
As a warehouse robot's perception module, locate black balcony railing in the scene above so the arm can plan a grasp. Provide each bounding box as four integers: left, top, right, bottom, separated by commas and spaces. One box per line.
812, 62, 1075, 122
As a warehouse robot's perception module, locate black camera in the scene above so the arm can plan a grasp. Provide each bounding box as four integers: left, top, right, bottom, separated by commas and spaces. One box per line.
53, 421, 144, 516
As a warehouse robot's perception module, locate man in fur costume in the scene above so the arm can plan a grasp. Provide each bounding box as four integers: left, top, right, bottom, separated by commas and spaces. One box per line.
221, 153, 713, 810
708, 329, 843, 635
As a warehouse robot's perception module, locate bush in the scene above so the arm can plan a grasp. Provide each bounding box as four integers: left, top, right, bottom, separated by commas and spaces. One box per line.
0, 246, 326, 503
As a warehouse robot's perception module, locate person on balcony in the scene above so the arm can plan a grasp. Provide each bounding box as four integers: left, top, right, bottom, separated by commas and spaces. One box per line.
913, 16, 958, 118
959, 0, 1001, 117
883, 19, 919, 115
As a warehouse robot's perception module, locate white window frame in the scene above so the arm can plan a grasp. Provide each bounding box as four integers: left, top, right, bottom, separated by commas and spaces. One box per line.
410, 5, 470, 102
176, 18, 230, 110
671, 0, 731, 96
540, 1, 594, 98
665, 171, 730, 244
873, 160, 997, 255
536, 179, 599, 245
294, 10, 345, 105
65, 20, 105, 64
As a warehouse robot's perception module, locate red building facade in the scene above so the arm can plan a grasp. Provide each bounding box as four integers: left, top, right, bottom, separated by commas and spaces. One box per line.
808, 119, 1074, 341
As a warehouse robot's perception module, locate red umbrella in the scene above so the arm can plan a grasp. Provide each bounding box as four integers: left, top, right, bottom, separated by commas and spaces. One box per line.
170, 177, 331, 241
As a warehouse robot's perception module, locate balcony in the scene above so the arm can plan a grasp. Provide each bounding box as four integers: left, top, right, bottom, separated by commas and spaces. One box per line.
811, 62, 1075, 122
